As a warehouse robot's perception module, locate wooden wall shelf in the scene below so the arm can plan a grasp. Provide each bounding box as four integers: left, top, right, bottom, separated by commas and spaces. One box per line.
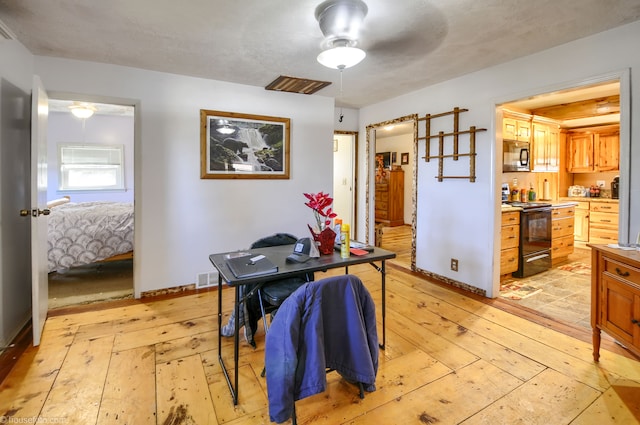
418, 107, 486, 182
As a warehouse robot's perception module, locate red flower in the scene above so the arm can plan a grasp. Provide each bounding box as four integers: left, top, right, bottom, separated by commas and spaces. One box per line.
304, 191, 337, 230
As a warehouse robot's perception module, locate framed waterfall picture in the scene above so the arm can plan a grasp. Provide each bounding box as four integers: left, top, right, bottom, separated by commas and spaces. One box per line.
200, 109, 290, 179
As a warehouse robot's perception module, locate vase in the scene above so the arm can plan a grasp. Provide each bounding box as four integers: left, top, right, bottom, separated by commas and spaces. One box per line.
308, 225, 336, 255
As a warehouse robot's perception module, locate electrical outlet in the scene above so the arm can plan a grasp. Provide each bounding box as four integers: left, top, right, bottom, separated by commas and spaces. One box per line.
451, 258, 458, 272
597, 180, 605, 187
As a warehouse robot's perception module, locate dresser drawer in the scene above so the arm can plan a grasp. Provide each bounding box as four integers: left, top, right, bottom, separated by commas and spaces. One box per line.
590, 211, 619, 227
501, 211, 520, 226
552, 218, 574, 238
501, 225, 519, 250
376, 191, 389, 202
375, 210, 388, 220
589, 227, 618, 244
500, 247, 519, 274
590, 202, 619, 213
603, 257, 640, 285
552, 206, 575, 219
552, 235, 574, 259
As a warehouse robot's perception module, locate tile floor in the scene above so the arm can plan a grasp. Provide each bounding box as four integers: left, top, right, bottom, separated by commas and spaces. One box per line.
500, 248, 592, 328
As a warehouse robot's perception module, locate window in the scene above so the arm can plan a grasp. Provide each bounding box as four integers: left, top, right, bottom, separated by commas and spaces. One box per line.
58, 144, 125, 191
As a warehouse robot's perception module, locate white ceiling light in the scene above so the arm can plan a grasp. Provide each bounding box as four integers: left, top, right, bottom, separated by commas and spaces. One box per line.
69, 102, 97, 119
315, 0, 368, 69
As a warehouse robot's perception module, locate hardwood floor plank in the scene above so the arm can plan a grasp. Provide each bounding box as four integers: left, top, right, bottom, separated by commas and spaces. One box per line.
208, 364, 268, 424
461, 368, 601, 424
347, 359, 523, 425
96, 345, 157, 424
156, 354, 218, 425
155, 330, 218, 364
0, 326, 76, 418
388, 275, 547, 381
113, 315, 216, 352
571, 378, 640, 424
40, 334, 115, 423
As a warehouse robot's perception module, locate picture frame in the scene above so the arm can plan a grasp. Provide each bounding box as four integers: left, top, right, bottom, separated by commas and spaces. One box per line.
376, 151, 391, 169
200, 109, 290, 179
401, 152, 409, 165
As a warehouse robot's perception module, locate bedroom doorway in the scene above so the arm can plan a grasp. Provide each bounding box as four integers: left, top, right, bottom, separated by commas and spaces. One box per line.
46, 97, 136, 309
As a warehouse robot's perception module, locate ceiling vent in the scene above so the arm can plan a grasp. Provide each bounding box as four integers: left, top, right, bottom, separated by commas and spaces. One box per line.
265, 75, 331, 95
0, 19, 16, 40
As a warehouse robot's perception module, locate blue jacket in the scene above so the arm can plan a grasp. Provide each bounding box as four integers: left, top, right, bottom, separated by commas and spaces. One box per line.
265, 274, 378, 423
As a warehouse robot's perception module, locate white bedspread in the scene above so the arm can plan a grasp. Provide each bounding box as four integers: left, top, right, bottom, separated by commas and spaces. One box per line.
48, 201, 134, 272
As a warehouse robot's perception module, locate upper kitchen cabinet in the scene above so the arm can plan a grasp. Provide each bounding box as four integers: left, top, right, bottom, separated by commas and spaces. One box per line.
503, 117, 531, 142
531, 121, 560, 172
566, 125, 619, 173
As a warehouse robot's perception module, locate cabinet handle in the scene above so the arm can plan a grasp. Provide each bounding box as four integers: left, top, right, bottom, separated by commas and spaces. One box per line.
632, 319, 638, 324
615, 268, 630, 277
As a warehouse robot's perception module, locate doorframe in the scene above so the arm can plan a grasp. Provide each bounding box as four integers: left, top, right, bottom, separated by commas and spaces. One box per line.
491, 69, 631, 298
365, 114, 418, 269
334, 130, 358, 240
46, 91, 142, 298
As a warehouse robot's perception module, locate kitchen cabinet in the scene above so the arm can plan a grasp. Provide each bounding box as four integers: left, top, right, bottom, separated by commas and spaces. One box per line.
589, 245, 640, 361
531, 122, 560, 172
375, 169, 404, 227
551, 205, 574, 265
500, 211, 520, 275
503, 117, 531, 142
589, 201, 619, 245
574, 201, 590, 243
566, 126, 619, 173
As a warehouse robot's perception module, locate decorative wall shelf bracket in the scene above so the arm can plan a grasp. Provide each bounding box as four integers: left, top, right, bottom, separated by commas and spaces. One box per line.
417, 107, 486, 182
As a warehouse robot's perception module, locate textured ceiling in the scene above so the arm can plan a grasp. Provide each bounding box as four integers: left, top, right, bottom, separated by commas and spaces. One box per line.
1, 0, 639, 108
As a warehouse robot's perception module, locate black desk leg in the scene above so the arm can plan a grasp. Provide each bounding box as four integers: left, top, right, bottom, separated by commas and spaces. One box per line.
218, 283, 240, 405
381, 260, 386, 350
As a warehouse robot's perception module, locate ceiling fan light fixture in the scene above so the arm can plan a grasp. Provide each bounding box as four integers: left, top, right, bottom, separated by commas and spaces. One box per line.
69, 103, 97, 119
317, 45, 366, 69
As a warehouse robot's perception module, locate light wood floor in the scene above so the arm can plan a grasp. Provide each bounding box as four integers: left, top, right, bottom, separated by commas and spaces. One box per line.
2, 263, 639, 424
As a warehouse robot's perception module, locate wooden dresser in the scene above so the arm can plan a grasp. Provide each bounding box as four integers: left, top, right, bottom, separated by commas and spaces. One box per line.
375, 169, 404, 227
590, 244, 640, 361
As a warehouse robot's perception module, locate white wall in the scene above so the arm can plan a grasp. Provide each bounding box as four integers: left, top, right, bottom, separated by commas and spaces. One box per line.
35, 57, 335, 296
358, 20, 640, 297
47, 111, 135, 203
0, 39, 35, 346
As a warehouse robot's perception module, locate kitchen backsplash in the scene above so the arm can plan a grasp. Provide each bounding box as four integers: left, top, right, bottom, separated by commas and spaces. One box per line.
503, 170, 619, 201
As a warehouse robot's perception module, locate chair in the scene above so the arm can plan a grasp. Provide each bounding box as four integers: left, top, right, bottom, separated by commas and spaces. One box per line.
265, 274, 378, 424
245, 233, 313, 346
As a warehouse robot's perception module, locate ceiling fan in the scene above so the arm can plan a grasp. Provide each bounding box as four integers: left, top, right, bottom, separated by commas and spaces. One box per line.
315, 0, 369, 69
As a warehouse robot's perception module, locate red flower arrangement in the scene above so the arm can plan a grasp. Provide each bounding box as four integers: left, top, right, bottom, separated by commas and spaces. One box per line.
304, 191, 337, 231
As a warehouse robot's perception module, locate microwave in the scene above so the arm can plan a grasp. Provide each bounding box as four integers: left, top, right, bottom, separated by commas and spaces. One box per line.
503, 140, 530, 172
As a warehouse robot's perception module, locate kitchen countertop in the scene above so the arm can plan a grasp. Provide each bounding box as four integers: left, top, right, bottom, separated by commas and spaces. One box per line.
558, 197, 619, 204
501, 205, 522, 212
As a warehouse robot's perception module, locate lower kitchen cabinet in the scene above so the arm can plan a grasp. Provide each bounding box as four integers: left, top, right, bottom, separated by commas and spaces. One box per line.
590, 244, 640, 361
574, 201, 590, 243
500, 211, 520, 275
551, 205, 575, 265
589, 201, 619, 245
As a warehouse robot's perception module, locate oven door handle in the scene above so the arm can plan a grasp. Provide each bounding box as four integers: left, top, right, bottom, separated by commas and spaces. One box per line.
526, 253, 550, 262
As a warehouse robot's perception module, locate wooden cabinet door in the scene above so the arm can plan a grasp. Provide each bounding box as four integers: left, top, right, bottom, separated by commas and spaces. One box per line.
531, 123, 548, 171
601, 274, 637, 346
595, 131, 619, 171
547, 126, 560, 171
503, 117, 530, 142
574, 207, 589, 242
567, 133, 593, 172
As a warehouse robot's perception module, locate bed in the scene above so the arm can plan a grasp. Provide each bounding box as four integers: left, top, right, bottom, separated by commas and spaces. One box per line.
47, 200, 134, 273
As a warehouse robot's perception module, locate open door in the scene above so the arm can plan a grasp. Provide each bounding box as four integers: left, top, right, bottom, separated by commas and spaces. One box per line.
31, 76, 49, 346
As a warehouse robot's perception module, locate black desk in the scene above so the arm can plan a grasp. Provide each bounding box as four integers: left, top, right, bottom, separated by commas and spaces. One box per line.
209, 244, 396, 405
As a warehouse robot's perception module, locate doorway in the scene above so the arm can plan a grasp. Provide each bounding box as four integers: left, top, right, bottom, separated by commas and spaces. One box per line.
46, 98, 136, 309
366, 115, 418, 270
494, 74, 627, 329
333, 131, 357, 239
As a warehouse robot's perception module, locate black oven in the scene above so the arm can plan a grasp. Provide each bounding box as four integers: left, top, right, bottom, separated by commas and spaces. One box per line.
507, 202, 552, 278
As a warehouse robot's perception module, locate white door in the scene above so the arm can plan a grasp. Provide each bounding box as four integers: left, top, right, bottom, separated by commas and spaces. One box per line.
333, 133, 355, 234
31, 76, 49, 346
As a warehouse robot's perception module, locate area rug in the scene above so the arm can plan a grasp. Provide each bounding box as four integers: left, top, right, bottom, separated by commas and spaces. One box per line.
500, 281, 543, 300
557, 261, 591, 276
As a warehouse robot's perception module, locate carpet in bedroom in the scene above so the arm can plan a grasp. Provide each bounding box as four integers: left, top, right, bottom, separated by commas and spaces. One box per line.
48, 259, 133, 309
